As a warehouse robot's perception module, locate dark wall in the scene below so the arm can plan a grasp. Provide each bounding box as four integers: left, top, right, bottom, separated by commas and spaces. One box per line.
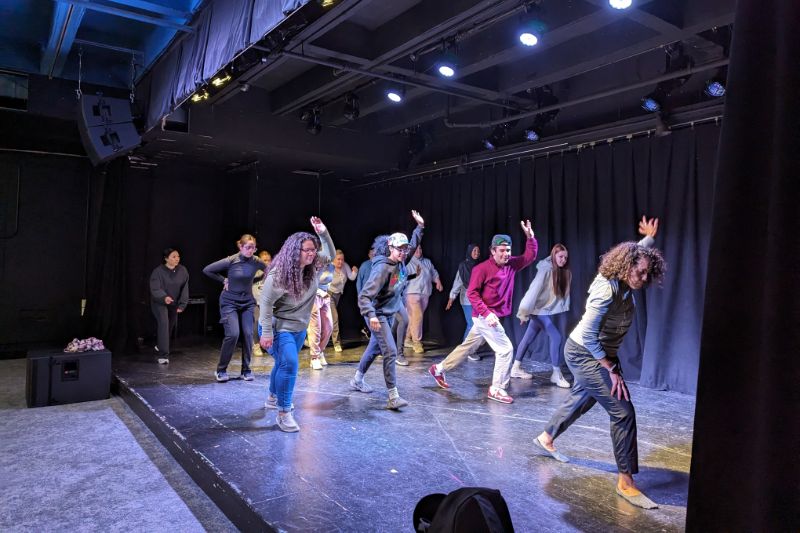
0, 153, 91, 349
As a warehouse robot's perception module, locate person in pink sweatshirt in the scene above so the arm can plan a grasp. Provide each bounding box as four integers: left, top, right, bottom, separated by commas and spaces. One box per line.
428, 221, 537, 404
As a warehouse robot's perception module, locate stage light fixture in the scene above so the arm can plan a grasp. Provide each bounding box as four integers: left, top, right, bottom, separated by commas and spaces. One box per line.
519, 32, 539, 47
640, 44, 694, 114
524, 129, 540, 142
609, 0, 632, 9
343, 92, 360, 121
641, 93, 662, 113
211, 71, 232, 87
704, 77, 726, 97
191, 88, 209, 103
436, 50, 458, 78
438, 64, 455, 77
482, 124, 509, 151
386, 87, 404, 103
301, 107, 322, 135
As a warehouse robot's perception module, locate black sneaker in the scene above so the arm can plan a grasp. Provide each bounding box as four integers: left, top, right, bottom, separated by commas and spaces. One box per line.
214, 371, 229, 382
396, 354, 409, 366
241, 371, 254, 381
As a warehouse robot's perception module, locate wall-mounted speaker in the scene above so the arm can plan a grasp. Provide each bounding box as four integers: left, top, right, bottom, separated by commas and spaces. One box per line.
77, 94, 141, 166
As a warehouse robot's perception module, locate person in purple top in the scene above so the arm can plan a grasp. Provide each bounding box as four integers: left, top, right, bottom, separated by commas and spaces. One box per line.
203, 234, 268, 382
428, 221, 537, 404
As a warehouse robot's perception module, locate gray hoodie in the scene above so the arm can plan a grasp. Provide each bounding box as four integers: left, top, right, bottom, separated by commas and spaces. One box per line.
516, 256, 570, 320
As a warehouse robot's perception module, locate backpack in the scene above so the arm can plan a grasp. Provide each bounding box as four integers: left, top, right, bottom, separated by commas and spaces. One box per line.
413, 487, 515, 533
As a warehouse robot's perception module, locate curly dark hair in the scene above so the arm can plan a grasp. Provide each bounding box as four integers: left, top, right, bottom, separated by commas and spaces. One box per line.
266, 232, 325, 299
598, 241, 666, 287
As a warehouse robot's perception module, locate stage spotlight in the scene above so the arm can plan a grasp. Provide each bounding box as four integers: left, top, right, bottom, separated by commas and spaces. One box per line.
704, 77, 726, 97
519, 32, 539, 47
641, 93, 662, 113
211, 71, 232, 87
524, 129, 540, 142
609, 0, 632, 9
482, 124, 508, 151
386, 87, 404, 103
438, 64, 455, 77
343, 92, 360, 121
301, 107, 321, 135
191, 88, 209, 103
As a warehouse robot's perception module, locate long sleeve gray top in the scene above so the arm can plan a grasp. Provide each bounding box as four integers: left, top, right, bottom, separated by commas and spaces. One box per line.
149, 264, 189, 310
405, 256, 440, 296
516, 257, 571, 320
328, 263, 357, 294
258, 230, 335, 338
568, 236, 655, 360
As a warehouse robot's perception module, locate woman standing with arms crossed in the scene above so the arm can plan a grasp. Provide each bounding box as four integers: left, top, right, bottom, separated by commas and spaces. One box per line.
259, 217, 334, 432
149, 247, 189, 365
204, 235, 267, 382
513, 243, 572, 387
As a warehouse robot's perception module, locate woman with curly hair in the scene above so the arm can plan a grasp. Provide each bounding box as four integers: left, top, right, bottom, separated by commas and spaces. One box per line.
534, 216, 666, 510
513, 243, 572, 387
204, 235, 268, 382
258, 217, 334, 432
350, 210, 425, 410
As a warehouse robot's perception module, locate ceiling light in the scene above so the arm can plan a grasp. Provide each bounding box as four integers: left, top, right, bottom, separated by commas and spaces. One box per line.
386, 87, 404, 103
519, 32, 538, 46
438, 64, 455, 77
704, 76, 726, 98
211, 72, 232, 87
609, 0, 633, 8
190, 88, 209, 103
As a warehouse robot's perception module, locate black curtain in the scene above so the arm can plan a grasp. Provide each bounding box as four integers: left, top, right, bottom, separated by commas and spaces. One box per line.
329, 123, 720, 394
686, 0, 800, 529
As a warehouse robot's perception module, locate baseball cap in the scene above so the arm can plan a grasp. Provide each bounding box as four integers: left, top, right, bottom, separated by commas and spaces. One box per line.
388, 233, 410, 247
491, 234, 512, 247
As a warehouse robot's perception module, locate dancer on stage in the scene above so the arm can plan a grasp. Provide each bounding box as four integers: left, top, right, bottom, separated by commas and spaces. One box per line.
258, 217, 335, 432
350, 210, 425, 409
533, 217, 664, 509
328, 250, 358, 352
404, 246, 443, 354
149, 247, 189, 364
252, 250, 272, 357
513, 243, 572, 387
306, 262, 335, 370
204, 235, 267, 382
428, 222, 537, 404
446, 244, 483, 361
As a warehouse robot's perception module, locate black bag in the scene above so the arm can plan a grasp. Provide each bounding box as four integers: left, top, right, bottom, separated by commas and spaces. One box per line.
413, 487, 515, 533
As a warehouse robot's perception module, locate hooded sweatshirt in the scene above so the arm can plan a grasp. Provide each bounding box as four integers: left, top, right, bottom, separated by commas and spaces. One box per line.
516, 256, 571, 319
467, 236, 538, 318
358, 225, 423, 319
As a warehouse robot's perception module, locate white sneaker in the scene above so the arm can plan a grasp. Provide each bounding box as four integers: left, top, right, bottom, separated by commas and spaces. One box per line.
277, 411, 299, 432
265, 394, 294, 410
334, 344, 343, 353
319, 354, 328, 366
157, 357, 169, 365
511, 366, 533, 379
310, 358, 323, 370
550, 368, 571, 388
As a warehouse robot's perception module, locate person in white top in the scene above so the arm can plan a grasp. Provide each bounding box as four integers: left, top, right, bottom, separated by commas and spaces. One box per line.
514, 243, 572, 387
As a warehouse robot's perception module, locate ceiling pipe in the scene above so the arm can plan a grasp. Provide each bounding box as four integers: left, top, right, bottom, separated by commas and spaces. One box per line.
444, 58, 729, 128
58, 0, 193, 32
280, 50, 525, 112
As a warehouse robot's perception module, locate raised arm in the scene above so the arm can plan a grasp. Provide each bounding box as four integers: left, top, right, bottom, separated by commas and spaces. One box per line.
637, 215, 659, 248
508, 219, 538, 270
404, 210, 425, 265
310, 217, 336, 263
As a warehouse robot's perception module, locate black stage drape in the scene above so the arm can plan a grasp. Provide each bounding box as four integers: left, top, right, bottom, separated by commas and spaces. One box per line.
686, 0, 800, 529
330, 123, 720, 394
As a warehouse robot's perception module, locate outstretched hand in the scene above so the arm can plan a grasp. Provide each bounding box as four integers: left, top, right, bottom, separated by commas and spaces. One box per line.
638, 216, 659, 238
310, 216, 327, 234
411, 210, 425, 228
520, 219, 535, 239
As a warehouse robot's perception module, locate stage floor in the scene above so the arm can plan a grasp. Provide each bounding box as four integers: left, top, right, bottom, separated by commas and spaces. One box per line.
114, 339, 694, 532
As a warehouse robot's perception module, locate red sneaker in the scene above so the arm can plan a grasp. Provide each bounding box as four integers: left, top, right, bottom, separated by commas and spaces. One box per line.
428, 364, 449, 389
487, 386, 513, 404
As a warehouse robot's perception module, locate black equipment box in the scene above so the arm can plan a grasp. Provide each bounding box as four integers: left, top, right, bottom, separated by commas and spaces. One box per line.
26, 349, 112, 407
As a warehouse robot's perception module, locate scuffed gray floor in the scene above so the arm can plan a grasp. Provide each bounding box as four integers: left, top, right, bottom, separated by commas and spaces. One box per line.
0, 358, 236, 533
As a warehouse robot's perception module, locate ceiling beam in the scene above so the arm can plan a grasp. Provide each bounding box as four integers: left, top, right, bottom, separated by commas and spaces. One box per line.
41, 2, 86, 78
101, 0, 192, 20
268, 0, 519, 116
54, 0, 194, 32
373, 11, 735, 134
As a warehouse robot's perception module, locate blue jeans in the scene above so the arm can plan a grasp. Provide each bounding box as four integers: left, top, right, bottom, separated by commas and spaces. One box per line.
461, 304, 474, 341
269, 330, 307, 411
544, 338, 638, 474
515, 314, 562, 366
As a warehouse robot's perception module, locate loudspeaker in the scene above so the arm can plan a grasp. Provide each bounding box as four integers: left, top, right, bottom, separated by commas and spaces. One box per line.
77, 95, 141, 166
26, 349, 112, 407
